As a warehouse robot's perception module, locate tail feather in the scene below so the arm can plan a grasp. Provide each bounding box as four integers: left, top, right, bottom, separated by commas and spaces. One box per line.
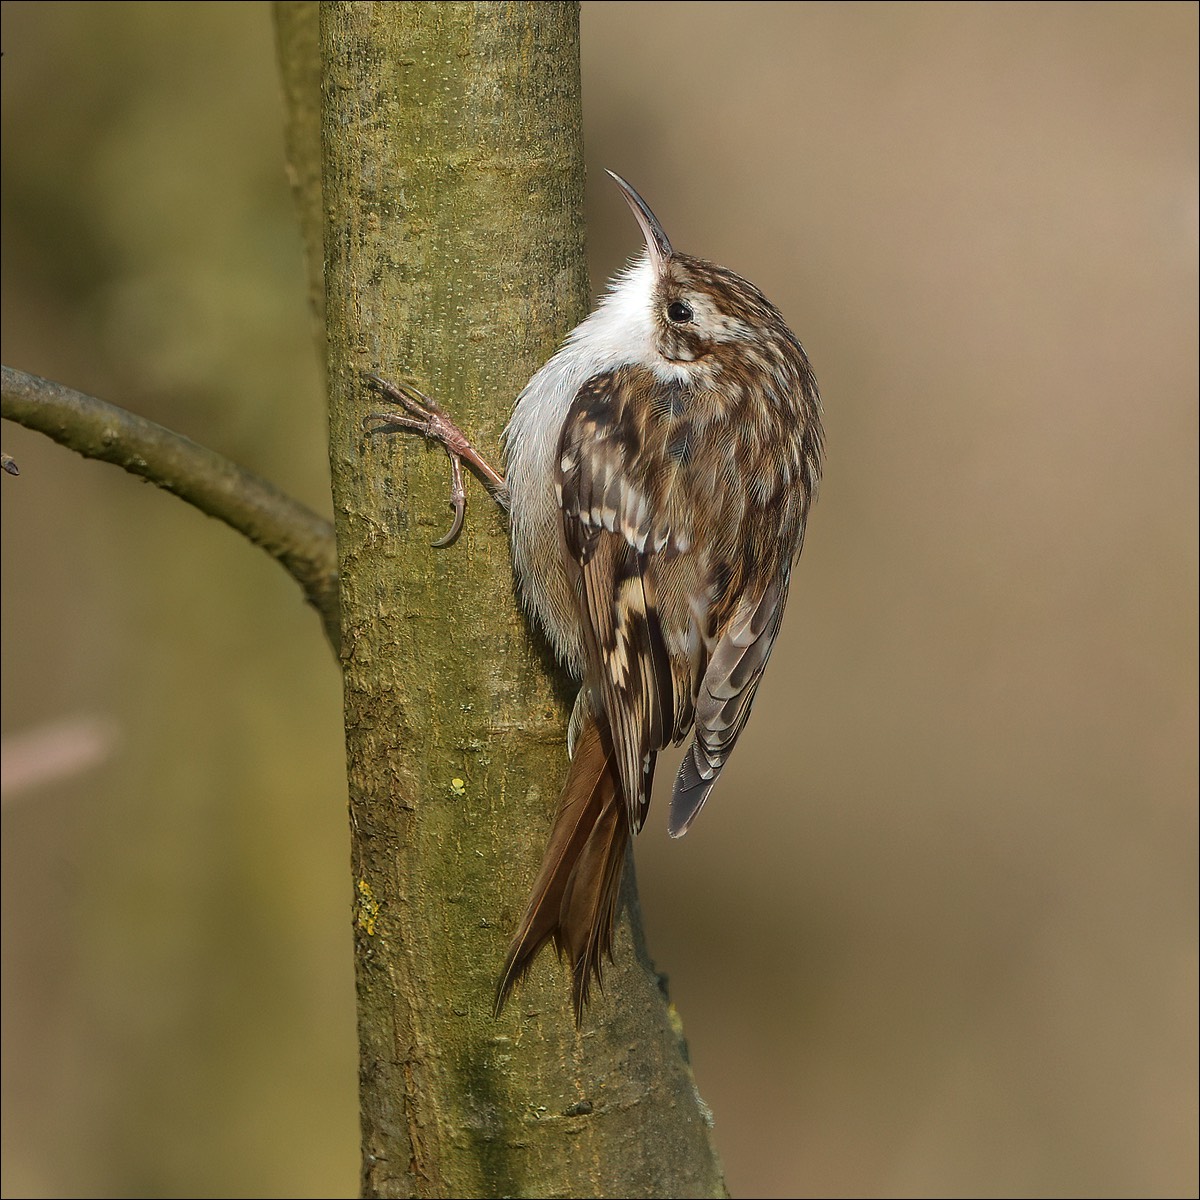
560, 792, 627, 1019
495, 714, 630, 1023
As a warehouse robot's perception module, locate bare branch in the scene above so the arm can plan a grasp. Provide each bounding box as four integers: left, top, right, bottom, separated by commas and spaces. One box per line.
1, 365, 339, 651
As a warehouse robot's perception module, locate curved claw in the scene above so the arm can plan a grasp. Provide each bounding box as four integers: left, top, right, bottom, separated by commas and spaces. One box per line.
431, 512, 463, 549
361, 370, 506, 548
430, 447, 466, 548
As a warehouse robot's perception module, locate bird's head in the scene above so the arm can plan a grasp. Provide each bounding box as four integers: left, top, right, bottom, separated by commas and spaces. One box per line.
604, 170, 796, 378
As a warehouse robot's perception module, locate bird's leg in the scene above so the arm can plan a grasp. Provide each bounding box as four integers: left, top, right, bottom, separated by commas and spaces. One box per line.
363, 372, 507, 547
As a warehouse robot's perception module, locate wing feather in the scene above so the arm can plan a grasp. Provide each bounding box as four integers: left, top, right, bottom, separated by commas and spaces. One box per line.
557, 370, 686, 830
669, 573, 790, 837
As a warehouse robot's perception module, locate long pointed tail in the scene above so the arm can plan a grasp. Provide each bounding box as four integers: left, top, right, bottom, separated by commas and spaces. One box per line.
495, 714, 630, 1023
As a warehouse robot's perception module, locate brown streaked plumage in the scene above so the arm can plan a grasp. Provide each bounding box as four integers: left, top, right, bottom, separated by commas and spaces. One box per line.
493, 714, 628, 1022
367, 172, 823, 1023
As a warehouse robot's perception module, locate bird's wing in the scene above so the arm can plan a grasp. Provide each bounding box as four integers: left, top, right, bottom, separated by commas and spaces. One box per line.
669, 570, 790, 837
556, 367, 690, 831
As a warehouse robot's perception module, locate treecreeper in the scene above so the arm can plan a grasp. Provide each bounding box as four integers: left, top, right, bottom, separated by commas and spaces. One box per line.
366, 171, 824, 1023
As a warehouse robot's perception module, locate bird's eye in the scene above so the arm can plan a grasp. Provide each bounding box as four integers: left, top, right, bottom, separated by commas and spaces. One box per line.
666, 300, 693, 324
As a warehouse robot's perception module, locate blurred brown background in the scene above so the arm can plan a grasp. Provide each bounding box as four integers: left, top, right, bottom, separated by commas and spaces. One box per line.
1, 3, 1195, 1197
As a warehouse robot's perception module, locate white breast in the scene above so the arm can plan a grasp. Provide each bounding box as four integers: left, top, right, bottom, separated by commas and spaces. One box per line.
502, 253, 661, 676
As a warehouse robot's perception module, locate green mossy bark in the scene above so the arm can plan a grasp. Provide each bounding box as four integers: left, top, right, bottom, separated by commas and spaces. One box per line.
313, 4, 727, 1196
274, 0, 326, 338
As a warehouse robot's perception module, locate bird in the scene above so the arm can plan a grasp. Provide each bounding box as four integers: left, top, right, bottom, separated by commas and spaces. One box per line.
366, 171, 823, 1023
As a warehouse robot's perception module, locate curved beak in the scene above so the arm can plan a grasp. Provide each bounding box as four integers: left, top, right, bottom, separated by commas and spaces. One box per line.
605, 170, 673, 267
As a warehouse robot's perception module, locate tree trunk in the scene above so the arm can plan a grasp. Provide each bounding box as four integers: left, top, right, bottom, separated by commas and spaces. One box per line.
309, 3, 727, 1196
